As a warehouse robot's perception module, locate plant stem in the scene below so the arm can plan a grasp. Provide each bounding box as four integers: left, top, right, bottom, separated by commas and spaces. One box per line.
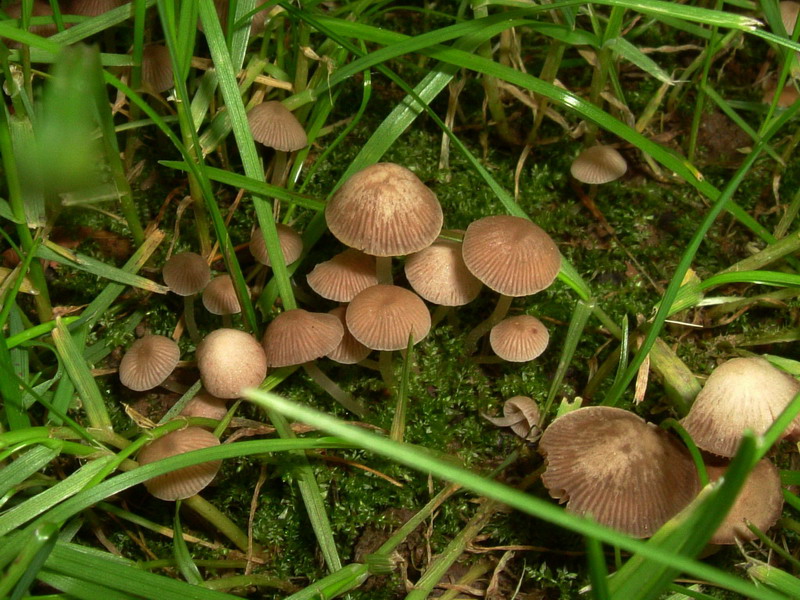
302, 362, 367, 417
464, 294, 512, 354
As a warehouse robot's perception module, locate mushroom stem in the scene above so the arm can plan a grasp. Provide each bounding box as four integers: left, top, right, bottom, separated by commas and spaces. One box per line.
302, 362, 367, 417
222, 314, 233, 328
464, 294, 513, 354
379, 350, 396, 390
376, 256, 393, 285
430, 305, 452, 329
183, 294, 200, 344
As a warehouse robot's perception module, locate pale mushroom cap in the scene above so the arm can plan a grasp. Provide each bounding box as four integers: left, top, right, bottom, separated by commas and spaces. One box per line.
540, 406, 700, 538
346, 285, 431, 351
680, 357, 800, 457
249, 224, 303, 267
163, 251, 211, 296
307, 249, 377, 303
570, 145, 628, 184
136, 427, 222, 501
119, 334, 180, 392
326, 306, 371, 364
247, 101, 308, 152
404, 238, 483, 306
707, 459, 783, 544
489, 315, 549, 362
141, 44, 173, 94
325, 163, 444, 257
262, 309, 344, 368
780, 1, 800, 34
462, 215, 561, 297
485, 396, 541, 439
196, 328, 267, 399
180, 390, 228, 422
67, 0, 123, 16
202, 275, 243, 315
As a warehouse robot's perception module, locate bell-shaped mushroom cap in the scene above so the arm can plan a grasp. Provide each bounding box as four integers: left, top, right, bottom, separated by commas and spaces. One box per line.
202, 275, 243, 315
570, 145, 627, 184
180, 390, 228, 422
404, 238, 483, 306
67, 0, 123, 16
326, 306, 371, 364
261, 309, 344, 368
485, 396, 541, 440
307, 249, 377, 303
462, 216, 561, 297
119, 334, 180, 392
163, 251, 211, 296
141, 44, 174, 94
325, 163, 444, 257
680, 357, 800, 457
781, 1, 800, 34
346, 284, 431, 351
249, 224, 303, 267
540, 406, 700, 538
705, 458, 783, 544
247, 101, 308, 152
196, 328, 267, 399
762, 82, 800, 108
489, 315, 549, 362
136, 427, 222, 501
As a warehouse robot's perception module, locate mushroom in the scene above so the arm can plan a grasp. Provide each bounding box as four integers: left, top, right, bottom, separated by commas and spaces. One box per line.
489, 315, 549, 362
484, 396, 541, 440
119, 334, 181, 392
780, 1, 800, 36
326, 306, 371, 365
141, 44, 174, 95
680, 357, 800, 457
163, 251, 211, 343
461, 215, 560, 352
570, 145, 628, 185
136, 427, 222, 501
196, 328, 267, 399
249, 224, 303, 267
540, 406, 700, 538
4, 2, 58, 47
325, 163, 443, 284
307, 249, 377, 303
67, 0, 123, 16
247, 100, 307, 187
180, 390, 228, 425
202, 274, 244, 327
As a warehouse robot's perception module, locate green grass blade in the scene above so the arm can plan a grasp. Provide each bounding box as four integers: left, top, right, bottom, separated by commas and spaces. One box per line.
173, 502, 204, 585
586, 535, 610, 600
0, 333, 30, 429
605, 35, 675, 84
0, 522, 60, 600
748, 561, 800, 598
390, 334, 414, 443
37, 569, 139, 600
0, 444, 60, 497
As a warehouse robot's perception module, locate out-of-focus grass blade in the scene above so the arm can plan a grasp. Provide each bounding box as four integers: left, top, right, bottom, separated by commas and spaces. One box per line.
283, 563, 370, 600
0, 522, 59, 600
49, 1, 155, 46
605, 36, 675, 84
0, 444, 60, 497
7, 115, 45, 227
586, 535, 610, 600
0, 333, 30, 429
0, 266, 39, 295
51, 317, 112, 430
748, 561, 800, 598
38, 569, 139, 600
173, 502, 203, 585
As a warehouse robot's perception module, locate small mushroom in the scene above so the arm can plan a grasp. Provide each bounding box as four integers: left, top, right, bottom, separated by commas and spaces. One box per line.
485, 396, 541, 440
119, 334, 181, 392
249, 224, 303, 267
180, 390, 228, 424
196, 328, 267, 399
570, 145, 627, 185
202, 274, 244, 327
326, 306, 371, 365
141, 44, 173, 94
247, 101, 308, 152
67, 0, 123, 16
163, 251, 210, 342
489, 315, 549, 362
307, 249, 377, 303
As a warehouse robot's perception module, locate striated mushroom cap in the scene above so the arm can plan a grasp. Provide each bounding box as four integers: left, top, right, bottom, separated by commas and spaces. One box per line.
462, 215, 560, 297
326, 306, 371, 364
119, 334, 180, 392
325, 163, 443, 257
404, 238, 482, 306
307, 249, 377, 303
780, 1, 800, 35
489, 315, 549, 362
202, 275, 243, 315
196, 328, 267, 398
67, 0, 123, 16
570, 145, 627, 184
262, 309, 344, 368
137, 427, 221, 501
680, 357, 800, 457
346, 285, 431, 351
247, 101, 307, 152
180, 390, 228, 423
141, 44, 173, 94
163, 251, 211, 296
249, 224, 303, 267
540, 406, 700, 538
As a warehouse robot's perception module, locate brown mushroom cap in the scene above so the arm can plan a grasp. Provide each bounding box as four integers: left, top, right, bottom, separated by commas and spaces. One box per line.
196, 328, 267, 399
136, 427, 222, 501
249, 224, 303, 267
141, 44, 174, 94
540, 406, 700, 538
570, 145, 628, 184
180, 390, 228, 422
781, 1, 800, 34
202, 275, 243, 315
489, 315, 549, 362
762, 82, 800, 108
326, 306, 371, 364
261, 309, 344, 368
325, 163, 443, 257
307, 249, 377, 303
346, 285, 431, 351
119, 334, 180, 392
707, 458, 784, 544
246, 101, 308, 152
404, 238, 483, 306
67, 0, 123, 16
485, 396, 541, 439
163, 251, 211, 296
462, 216, 561, 297
680, 357, 800, 457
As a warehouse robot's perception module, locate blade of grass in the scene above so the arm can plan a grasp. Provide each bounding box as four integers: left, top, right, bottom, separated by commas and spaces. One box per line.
0, 444, 60, 497
390, 334, 414, 443
0, 522, 59, 600
173, 501, 203, 585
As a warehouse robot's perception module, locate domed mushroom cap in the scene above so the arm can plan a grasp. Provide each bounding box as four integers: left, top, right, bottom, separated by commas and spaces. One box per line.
262, 309, 344, 367
325, 163, 443, 257
540, 406, 700, 538
119, 335, 180, 392
249, 224, 303, 267
706, 458, 783, 545
405, 238, 483, 306
570, 145, 627, 184
346, 285, 431, 351
489, 315, 549, 362
307, 249, 377, 303
67, 0, 122, 16
462, 216, 561, 297
247, 101, 308, 152
180, 390, 228, 422
781, 1, 800, 34
326, 306, 371, 364
196, 328, 267, 398
202, 275, 243, 315
136, 427, 222, 501
163, 251, 211, 296
762, 82, 800, 108
141, 44, 173, 94
485, 396, 541, 440
680, 357, 800, 457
